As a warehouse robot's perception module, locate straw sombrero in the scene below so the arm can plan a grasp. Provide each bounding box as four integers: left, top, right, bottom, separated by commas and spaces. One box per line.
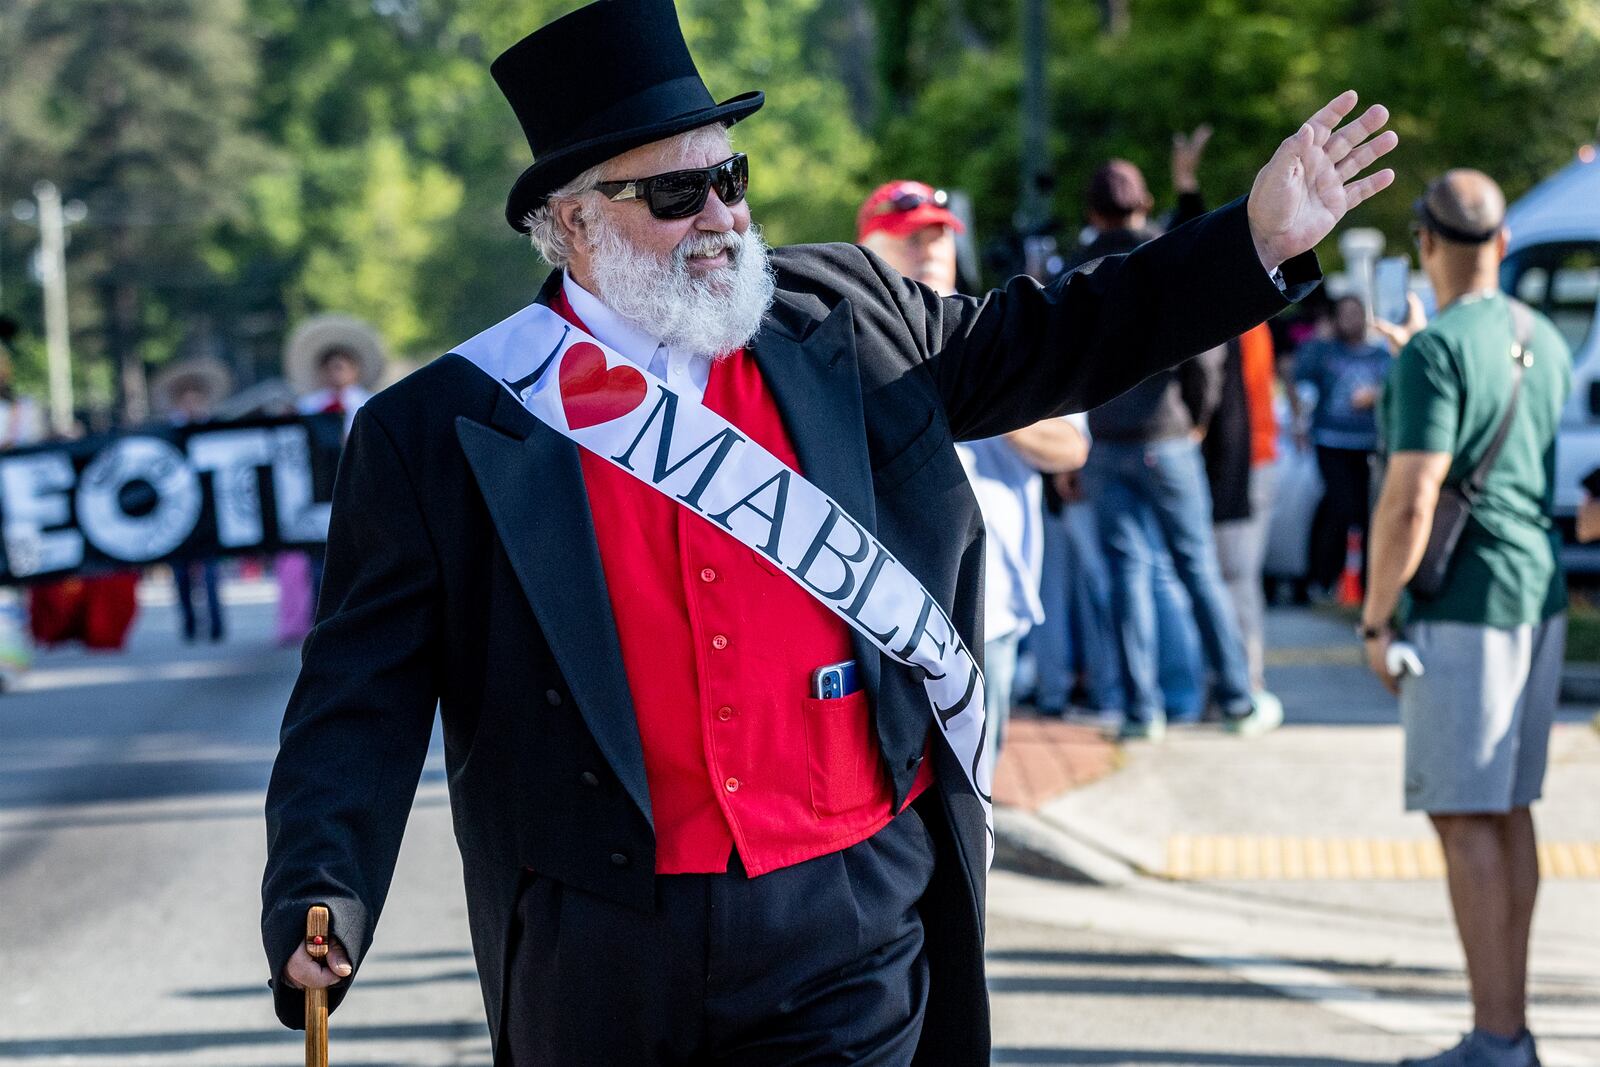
283, 315, 388, 394
152, 357, 233, 414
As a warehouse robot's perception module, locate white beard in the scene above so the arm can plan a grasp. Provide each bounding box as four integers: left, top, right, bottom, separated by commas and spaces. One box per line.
584, 214, 776, 358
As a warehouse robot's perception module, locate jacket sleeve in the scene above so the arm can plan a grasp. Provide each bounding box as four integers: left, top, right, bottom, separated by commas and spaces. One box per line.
261, 405, 442, 1029
876, 196, 1319, 441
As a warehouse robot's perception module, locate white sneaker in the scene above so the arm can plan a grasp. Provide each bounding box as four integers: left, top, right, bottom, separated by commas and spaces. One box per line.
1116, 716, 1166, 743
1223, 690, 1283, 737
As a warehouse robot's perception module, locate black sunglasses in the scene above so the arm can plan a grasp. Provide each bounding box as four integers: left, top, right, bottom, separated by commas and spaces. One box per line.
873, 187, 949, 217
594, 153, 749, 220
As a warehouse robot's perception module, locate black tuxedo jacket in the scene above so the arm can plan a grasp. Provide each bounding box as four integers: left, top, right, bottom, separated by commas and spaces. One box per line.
262, 197, 1316, 1063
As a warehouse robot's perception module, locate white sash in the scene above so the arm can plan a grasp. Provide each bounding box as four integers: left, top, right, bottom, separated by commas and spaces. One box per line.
455, 302, 993, 863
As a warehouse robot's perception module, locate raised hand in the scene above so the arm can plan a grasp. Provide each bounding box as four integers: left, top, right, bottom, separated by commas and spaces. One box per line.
1248, 90, 1398, 272
1172, 124, 1213, 194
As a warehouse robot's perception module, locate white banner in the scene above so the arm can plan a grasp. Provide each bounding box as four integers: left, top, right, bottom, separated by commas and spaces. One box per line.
455, 302, 993, 862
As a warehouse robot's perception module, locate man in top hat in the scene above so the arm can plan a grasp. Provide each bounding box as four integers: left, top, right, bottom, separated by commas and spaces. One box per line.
262, 0, 1397, 1061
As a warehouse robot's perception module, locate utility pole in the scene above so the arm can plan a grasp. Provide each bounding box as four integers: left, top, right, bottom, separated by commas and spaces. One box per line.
33, 182, 81, 437
1019, 0, 1048, 232
1018, 0, 1057, 279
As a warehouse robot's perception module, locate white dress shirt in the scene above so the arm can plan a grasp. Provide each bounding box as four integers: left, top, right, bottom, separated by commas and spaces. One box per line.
563, 274, 713, 401
956, 434, 1051, 644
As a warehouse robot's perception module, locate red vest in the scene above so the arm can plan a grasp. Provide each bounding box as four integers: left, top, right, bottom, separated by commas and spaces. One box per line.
554, 292, 931, 875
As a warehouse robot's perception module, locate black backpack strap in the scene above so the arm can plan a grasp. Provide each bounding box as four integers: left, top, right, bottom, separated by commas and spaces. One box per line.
1461, 299, 1536, 500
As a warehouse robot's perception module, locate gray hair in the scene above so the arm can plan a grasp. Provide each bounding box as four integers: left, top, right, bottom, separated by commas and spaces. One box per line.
523, 124, 735, 268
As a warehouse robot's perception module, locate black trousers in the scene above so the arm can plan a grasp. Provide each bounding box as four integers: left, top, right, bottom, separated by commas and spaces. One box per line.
1310, 445, 1375, 590
504, 806, 937, 1067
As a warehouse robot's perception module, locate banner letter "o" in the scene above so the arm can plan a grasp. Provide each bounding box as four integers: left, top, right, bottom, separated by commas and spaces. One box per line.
76, 437, 202, 562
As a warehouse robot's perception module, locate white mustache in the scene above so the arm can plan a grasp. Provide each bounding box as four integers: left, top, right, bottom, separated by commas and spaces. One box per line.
677, 230, 741, 264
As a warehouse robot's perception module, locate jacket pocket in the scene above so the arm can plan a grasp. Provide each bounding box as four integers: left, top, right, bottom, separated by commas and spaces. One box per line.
870, 412, 949, 493
802, 691, 886, 816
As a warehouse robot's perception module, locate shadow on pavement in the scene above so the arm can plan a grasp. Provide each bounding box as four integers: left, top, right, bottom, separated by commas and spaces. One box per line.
0, 1020, 490, 1057
994, 1051, 1395, 1065
986, 949, 1458, 979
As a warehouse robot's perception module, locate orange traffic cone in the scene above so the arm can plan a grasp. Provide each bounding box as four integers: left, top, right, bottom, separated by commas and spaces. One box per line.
1337, 527, 1364, 606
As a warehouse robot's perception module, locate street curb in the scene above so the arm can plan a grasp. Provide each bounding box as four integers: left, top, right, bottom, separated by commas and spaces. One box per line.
992, 805, 1137, 887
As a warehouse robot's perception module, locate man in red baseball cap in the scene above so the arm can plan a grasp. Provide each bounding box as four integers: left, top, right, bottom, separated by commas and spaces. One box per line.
857, 180, 966, 296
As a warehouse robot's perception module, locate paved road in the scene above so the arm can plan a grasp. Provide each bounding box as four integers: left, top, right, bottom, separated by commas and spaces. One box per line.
1012, 607, 1600, 1066
2, 591, 1596, 1065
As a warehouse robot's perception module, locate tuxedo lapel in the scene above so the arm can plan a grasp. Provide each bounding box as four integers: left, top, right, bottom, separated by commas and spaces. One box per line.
751, 297, 884, 705
452, 287, 654, 829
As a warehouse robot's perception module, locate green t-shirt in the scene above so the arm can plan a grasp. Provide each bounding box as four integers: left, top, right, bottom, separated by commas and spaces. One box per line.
1379, 291, 1572, 627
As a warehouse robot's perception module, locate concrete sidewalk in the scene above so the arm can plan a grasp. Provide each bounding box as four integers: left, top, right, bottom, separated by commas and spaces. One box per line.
993, 606, 1600, 886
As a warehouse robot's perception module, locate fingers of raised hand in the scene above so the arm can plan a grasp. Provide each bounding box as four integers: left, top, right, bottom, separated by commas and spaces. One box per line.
1325, 104, 1392, 167
1404, 292, 1428, 331
1335, 128, 1399, 182
1342, 168, 1396, 211
1177, 124, 1213, 155
283, 939, 353, 991
1305, 89, 1360, 146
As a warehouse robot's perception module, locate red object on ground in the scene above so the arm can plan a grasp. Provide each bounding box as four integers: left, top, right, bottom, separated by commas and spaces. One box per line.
1337, 529, 1365, 607
554, 289, 932, 877
28, 572, 141, 650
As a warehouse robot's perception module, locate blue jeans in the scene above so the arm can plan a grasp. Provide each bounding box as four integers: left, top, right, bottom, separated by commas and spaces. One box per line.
173, 558, 224, 641
1034, 503, 1124, 712
1086, 438, 1253, 723
1034, 501, 1199, 715
1147, 517, 1204, 721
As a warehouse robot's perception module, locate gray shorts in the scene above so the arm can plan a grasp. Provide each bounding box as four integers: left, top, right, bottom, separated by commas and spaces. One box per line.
1398, 614, 1565, 814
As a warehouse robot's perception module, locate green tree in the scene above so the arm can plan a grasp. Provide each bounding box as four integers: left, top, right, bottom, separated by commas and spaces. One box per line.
0, 0, 268, 420
875, 0, 1600, 278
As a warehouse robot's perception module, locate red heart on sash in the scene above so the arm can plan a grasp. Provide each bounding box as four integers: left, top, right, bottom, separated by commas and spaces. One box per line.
558, 342, 647, 430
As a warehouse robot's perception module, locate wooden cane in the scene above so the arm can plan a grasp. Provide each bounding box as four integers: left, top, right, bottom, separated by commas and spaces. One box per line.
305, 905, 330, 1067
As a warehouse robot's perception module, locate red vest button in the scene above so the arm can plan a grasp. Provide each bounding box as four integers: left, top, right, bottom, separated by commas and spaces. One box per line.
699, 567, 717, 583
724, 777, 740, 793
711, 634, 728, 650
717, 706, 734, 721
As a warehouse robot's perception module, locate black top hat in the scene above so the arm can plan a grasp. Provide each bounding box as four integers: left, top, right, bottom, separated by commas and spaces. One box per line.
491, 0, 764, 234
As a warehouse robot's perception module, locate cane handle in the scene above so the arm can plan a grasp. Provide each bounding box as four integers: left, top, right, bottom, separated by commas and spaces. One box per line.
305, 906, 330, 1067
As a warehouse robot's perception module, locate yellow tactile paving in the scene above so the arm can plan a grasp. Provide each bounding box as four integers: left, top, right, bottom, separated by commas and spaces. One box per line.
1165, 836, 1600, 880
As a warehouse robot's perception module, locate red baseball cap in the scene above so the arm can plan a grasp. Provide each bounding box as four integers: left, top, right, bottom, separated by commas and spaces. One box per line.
856, 181, 965, 241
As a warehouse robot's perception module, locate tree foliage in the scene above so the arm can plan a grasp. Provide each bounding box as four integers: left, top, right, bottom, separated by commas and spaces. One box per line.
2, 0, 1598, 414
876, 0, 1600, 263
0, 0, 267, 415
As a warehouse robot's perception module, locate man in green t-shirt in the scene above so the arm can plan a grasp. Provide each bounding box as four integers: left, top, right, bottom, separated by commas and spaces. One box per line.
1363, 170, 1572, 1067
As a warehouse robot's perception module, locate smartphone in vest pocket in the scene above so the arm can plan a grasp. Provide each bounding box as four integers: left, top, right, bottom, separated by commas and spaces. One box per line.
810, 660, 860, 700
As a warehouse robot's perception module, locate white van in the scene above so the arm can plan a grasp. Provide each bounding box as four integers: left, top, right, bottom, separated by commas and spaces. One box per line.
1501, 152, 1600, 568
